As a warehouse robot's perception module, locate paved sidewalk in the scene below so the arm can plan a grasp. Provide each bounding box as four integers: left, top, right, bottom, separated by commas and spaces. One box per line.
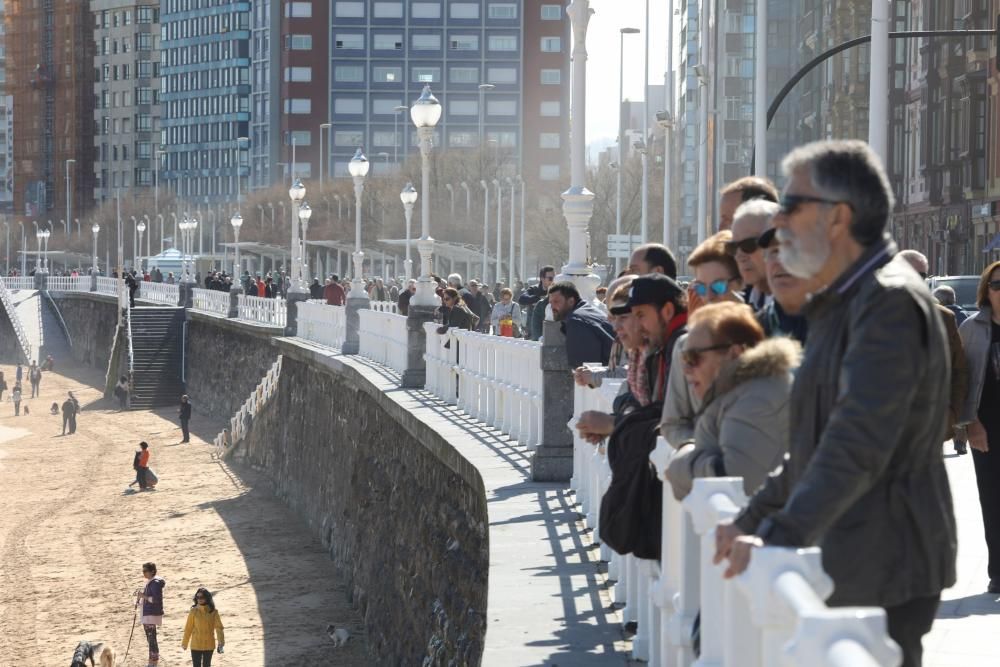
924, 444, 1000, 667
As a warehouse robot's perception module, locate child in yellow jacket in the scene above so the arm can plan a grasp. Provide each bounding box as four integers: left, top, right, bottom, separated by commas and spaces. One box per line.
181, 588, 225, 667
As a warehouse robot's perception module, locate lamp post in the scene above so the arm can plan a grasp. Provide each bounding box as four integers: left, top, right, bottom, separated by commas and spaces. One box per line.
507, 177, 516, 286
333, 194, 342, 221
348, 148, 370, 300
136, 220, 146, 272
393, 105, 408, 164
298, 201, 312, 284
230, 212, 243, 288
480, 180, 489, 280
460, 181, 471, 219
154, 149, 166, 234
617, 27, 640, 271
400, 182, 417, 280
91, 223, 99, 277
65, 159, 76, 239
186, 217, 198, 283
143, 214, 151, 263
319, 123, 331, 187
519, 176, 526, 281
287, 178, 307, 293
129, 216, 137, 269
493, 178, 502, 285
477, 83, 495, 145
636, 139, 648, 243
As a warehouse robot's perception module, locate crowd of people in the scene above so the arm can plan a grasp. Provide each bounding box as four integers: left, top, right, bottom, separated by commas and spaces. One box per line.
549, 139, 997, 667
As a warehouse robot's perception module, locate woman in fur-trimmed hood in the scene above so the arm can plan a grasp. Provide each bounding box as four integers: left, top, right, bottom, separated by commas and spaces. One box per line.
666, 302, 801, 500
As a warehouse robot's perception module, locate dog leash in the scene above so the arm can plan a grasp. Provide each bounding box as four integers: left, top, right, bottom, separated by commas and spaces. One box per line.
118, 602, 139, 666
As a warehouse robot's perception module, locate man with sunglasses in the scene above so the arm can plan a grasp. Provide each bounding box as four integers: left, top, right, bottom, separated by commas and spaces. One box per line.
520, 265, 556, 341
728, 200, 780, 311
714, 140, 956, 667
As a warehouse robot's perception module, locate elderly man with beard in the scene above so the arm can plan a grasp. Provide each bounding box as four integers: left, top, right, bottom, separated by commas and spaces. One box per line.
714, 140, 956, 667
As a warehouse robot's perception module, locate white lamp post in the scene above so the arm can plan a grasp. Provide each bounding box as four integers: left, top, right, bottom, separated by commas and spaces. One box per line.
287, 178, 307, 293
348, 148, 370, 299
507, 176, 516, 286
493, 178, 502, 286
179, 218, 189, 280
136, 220, 146, 272
230, 212, 243, 287
617, 27, 640, 274
400, 182, 417, 280
410, 85, 442, 307
298, 201, 312, 285
91, 223, 100, 275
480, 180, 490, 280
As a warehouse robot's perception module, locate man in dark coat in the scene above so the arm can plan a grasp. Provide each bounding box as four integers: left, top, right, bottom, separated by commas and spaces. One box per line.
548, 281, 615, 367
519, 265, 556, 340
715, 140, 956, 667
61, 392, 78, 435
178, 394, 192, 443
461, 280, 492, 333
309, 278, 323, 299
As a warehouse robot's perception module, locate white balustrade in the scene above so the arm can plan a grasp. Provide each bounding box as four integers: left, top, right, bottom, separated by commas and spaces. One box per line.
215, 357, 282, 458
138, 281, 180, 305
567, 375, 902, 667
370, 300, 399, 314
46, 275, 89, 292
96, 276, 119, 295
191, 288, 230, 316
237, 294, 286, 328
297, 301, 346, 349
0, 276, 34, 360
5, 276, 35, 291
357, 308, 409, 374
423, 322, 457, 403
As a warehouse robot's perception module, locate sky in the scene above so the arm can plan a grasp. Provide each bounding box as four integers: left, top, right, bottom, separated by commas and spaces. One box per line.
582, 0, 669, 150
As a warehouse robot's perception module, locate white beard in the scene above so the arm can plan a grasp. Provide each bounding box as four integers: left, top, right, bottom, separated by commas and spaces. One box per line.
777, 227, 830, 279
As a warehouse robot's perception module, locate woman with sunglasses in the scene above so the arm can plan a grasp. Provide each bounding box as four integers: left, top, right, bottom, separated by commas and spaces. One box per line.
435, 287, 480, 334
958, 260, 1000, 594
665, 302, 800, 500
182, 587, 225, 666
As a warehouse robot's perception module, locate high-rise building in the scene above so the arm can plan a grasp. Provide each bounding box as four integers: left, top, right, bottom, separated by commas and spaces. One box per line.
7, 0, 95, 218
92, 0, 162, 203
160, 0, 250, 206
0, 0, 13, 213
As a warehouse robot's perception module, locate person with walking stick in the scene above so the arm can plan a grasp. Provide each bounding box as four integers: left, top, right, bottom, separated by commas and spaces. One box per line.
136, 561, 165, 666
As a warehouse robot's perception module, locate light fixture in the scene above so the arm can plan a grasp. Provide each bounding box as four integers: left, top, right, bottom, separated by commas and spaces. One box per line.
348, 148, 370, 178
410, 85, 442, 129
399, 182, 418, 206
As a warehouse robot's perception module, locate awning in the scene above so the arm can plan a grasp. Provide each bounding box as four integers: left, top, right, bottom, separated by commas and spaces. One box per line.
984, 233, 1000, 253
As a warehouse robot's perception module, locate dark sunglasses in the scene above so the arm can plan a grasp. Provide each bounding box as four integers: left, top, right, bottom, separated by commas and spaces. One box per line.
692, 278, 736, 297
988, 280, 1000, 291
779, 194, 851, 216
682, 343, 732, 368
724, 237, 759, 256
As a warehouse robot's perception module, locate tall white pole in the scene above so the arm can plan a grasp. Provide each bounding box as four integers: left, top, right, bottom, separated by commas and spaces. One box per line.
508, 178, 515, 286
519, 176, 526, 282
753, 0, 767, 175
350, 176, 366, 298
412, 125, 438, 305
404, 202, 414, 280
663, 0, 674, 246
641, 0, 650, 243
481, 181, 490, 280
560, 0, 599, 299
616, 32, 625, 275
869, 0, 889, 164
493, 179, 502, 285
696, 0, 711, 244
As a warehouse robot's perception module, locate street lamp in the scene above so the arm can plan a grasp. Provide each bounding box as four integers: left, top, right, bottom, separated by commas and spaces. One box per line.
298, 201, 312, 284
347, 147, 370, 300
235, 136, 249, 204
41, 227, 51, 273
507, 177, 516, 286
333, 194, 343, 220
393, 105, 408, 164
410, 85, 442, 306
493, 178, 502, 285
143, 214, 151, 263
477, 83, 495, 145
318, 123, 331, 188
136, 220, 146, 272
287, 178, 307, 293
91, 223, 100, 275
230, 212, 243, 290
65, 159, 76, 239
617, 27, 640, 272
400, 183, 418, 280
480, 180, 490, 280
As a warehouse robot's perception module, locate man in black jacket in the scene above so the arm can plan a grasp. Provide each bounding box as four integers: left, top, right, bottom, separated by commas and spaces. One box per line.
548, 282, 614, 367
715, 140, 956, 667
178, 395, 192, 443
519, 265, 556, 340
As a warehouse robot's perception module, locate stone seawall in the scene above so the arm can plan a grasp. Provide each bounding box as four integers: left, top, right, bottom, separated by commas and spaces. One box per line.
235, 339, 489, 666
51, 293, 119, 370
184, 312, 281, 419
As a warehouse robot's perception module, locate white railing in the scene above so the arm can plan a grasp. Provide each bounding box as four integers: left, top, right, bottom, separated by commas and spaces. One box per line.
0, 276, 33, 361
237, 294, 286, 328
569, 377, 902, 667
191, 288, 230, 316
96, 276, 119, 295
297, 301, 347, 349
370, 300, 399, 314
357, 308, 409, 374
139, 281, 180, 305
46, 275, 89, 292
423, 322, 457, 402
5, 276, 34, 291
214, 356, 282, 458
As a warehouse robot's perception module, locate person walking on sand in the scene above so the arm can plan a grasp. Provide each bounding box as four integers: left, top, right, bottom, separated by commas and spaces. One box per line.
15, 362, 22, 386
114, 375, 129, 411
136, 562, 166, 667
11, 384, 22, 416
135, 441, 151, 489
61, 392, 79, 435
0, 370, 6, 401
179, 395, 192, 443
29, 361, 41, 398
182, 588, 225, 667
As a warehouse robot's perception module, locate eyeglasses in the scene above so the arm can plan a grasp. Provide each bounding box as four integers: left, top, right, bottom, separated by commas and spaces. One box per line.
779, 194, 851, 216
988, 280, 1000, 291
691, 278, 737, 298
682, 343, 732, 368
724, 237, 759, 256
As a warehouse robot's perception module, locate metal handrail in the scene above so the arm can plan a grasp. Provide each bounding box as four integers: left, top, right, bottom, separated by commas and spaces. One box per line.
0, 276, 33, 361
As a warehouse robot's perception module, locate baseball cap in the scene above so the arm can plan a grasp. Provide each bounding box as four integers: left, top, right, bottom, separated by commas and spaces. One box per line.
758, 227, 778, 249
626, 274, 684, 309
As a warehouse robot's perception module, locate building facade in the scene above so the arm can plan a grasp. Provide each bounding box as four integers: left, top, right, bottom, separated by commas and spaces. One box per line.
160, 0, 251, 206
0, 0, 12, 213
92, 0, 162, 203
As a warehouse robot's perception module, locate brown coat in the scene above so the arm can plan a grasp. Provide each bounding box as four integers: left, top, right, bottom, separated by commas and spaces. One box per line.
937, 304, 968, 432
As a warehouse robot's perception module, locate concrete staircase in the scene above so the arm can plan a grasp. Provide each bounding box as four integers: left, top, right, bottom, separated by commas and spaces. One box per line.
128, 307, 186, 409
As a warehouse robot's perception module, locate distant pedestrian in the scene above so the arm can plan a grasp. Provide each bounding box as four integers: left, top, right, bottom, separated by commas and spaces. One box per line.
182, 588, 226, 667
44, 354, 54, 371
61, 392, 78, 435
0, 370, 6, 401
11, 384, 22, 416
179, 395, 192, 443
114, 375, 129, 410
324, 275, 346, 306
136, 562, 166, 665
134, 441, 152, 489
15, 362, 22, 385
29, 361, 41, 398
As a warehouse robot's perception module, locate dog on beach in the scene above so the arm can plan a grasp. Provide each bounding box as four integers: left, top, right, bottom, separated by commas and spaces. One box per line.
70, 640, 115, 667
326, 624, 350, 647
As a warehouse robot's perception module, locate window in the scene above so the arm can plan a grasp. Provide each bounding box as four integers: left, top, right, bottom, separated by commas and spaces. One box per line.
488, 35, 517, 51
540, 164, 560, 180
334, 33, 364, 49
284, 67, 312, 82
487, 99, 516, 115
284, 98, 313, 113
449, 99, 478, 115
373, 33, 403, 50
412, 34, 441, 50
137, 33, 152, 50
286, 130, 312, 146
374, 2, 403, 17
333, 98, 363, 114
137, 6, 155, 23
411, 2, 440, 18
540, 69, 561, 85
540, 132, 560, 149
334, 1, 363, 17
449, 66, 479, 83
487, 67, 516, 84
449, 131, 477, 147
540, 101, 560, 116
137, 115, 153, 131
136, 87, 154, 104
335, 65, 364, 82
541, 4, 562, 19
373, 98, 404, 114
540, 37, 561, 52
450, 3, 479, 18
373, 131, 398, 146
411, 66, 440, 82
373, 65, 402, 82
487, 130, 516, 147
286, 2, 313, 17
335, 130, 363, 146
286, 34, 313, 50
488, 3, 517, 19
450, 35, 478, 50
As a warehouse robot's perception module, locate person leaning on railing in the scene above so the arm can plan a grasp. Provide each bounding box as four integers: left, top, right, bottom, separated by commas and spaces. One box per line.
436, 288, 479, 334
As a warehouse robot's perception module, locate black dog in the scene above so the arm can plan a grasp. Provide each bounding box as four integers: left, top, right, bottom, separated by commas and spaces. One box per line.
70, 640, 115, 667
